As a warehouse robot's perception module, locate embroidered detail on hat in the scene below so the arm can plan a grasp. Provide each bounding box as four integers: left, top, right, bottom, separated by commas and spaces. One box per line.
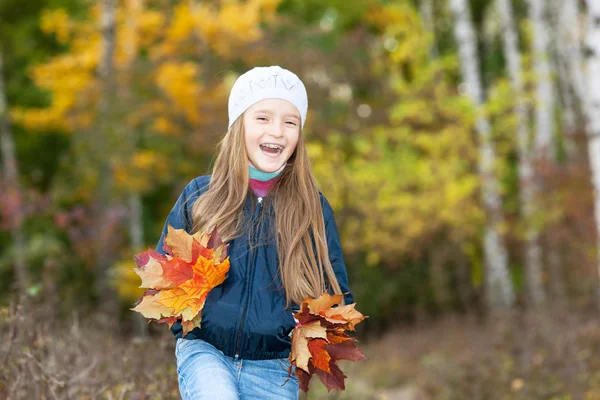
281, 78, 296, 91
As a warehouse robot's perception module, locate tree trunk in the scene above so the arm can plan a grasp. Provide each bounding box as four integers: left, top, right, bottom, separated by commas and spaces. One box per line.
94, 0, 117, 310
449, 0, 514, 310
496, 0, 547, 307
0, 50, 29, 300
584, 0, 600, 308
526, 0, 557, 306
554, 0, 586, 160
529, 0, 555, 160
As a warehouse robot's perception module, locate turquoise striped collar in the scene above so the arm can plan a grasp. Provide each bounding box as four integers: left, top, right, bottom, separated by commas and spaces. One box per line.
249, 164, 285, 182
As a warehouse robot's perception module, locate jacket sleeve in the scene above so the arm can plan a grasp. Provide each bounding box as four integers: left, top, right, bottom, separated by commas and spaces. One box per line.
321, 195, 354, 305
154, 178, 198, 255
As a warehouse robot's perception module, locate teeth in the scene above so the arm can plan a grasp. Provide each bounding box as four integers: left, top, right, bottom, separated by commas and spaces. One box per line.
261, 143, 283, 150
260, 144, 283, 154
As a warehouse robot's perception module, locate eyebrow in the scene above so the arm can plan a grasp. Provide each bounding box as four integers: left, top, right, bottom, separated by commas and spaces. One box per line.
253, 109, 300, 120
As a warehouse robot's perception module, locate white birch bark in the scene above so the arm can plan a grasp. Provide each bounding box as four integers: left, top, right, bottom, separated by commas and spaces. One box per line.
0, 50, 29, 299
450, 0, 515, 310
584, 0, 600, 306
497, 0, 546, 306
529, 0, 555, 161
553, 0, 585, 158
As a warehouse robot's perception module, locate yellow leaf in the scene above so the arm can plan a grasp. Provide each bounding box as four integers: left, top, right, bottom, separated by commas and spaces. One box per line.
130, 295, 174, 320
166, 225, 193, 262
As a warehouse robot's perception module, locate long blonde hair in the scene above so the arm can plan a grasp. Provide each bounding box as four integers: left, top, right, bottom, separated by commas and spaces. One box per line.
190, 115, 343, 306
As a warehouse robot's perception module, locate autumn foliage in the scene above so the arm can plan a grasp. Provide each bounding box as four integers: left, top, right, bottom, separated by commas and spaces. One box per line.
288, 293, 367, 392
130, 225, 229, 337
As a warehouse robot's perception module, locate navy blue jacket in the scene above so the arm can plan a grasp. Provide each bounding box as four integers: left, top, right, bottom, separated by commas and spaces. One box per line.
155, 175, 353, 360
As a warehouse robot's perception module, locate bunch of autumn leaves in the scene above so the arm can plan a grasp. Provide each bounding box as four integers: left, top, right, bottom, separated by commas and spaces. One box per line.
131, 225, 366, 392
131, 225, 230, 337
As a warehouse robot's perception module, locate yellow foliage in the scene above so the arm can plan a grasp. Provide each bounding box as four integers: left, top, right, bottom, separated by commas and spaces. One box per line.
15, 0, 279, 137
155, 61, 203, 125
114, 150, 171, 192
40, 8, 71, 44
113, 259, 145, 303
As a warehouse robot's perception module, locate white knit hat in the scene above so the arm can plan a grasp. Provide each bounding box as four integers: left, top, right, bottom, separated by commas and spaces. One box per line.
228, 66, 308, 129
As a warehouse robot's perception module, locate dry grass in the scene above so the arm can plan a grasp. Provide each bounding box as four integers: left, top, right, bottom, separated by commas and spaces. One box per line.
0, 303, 180, 399
3, 302, 600, 399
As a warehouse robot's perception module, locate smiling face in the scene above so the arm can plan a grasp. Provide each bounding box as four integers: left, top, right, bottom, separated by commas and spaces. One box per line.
243, 98, 302, 173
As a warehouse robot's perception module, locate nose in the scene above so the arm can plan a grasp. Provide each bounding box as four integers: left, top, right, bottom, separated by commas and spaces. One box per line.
268, 121, 284, 138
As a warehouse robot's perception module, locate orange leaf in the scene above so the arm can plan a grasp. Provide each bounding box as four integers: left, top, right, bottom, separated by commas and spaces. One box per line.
308, 339, 331, 373
179, 275, 209, 298
326, 330, 352, 344
156, 287, 190, 314
191, 245, 229, 288
305, 293, 343, 314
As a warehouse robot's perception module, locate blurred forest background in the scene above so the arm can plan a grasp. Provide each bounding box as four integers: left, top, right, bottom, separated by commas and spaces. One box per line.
2, 0, 600, 398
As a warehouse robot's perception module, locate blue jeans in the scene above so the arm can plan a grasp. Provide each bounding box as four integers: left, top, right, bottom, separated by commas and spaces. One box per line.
175, 338, 299, 399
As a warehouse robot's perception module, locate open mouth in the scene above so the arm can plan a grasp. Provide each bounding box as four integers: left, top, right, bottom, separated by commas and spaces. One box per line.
259, 143, 284, 156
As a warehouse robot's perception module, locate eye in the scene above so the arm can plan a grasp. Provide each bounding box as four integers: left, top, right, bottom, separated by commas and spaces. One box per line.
257, 117, 268, 121
286, 121, 297, 126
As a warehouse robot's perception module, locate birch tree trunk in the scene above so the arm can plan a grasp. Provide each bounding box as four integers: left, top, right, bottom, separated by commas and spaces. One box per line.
0, 50, 29, 300
449, 0, 515, 310
94, 0, 117, 307
497, 0, 546, 306
555, 0, 586, 160
529, 0, 555, 161
497, 0, 545, 305
584, 0, 600, 307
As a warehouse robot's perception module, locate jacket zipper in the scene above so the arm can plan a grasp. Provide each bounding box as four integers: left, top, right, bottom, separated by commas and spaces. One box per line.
234, 196, 263, 359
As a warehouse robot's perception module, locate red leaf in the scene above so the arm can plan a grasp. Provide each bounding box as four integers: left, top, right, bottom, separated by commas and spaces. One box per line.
162, 240, 173, 256
133, 252, 150, 267
296, 365, 311, 392
295, 303, 322, 326
325, 340, 366, 362
314, 360, 347, 392
160, 257, 193, 285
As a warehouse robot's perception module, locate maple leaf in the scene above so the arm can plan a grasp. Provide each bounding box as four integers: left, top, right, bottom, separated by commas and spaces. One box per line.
132, 252, 174, 290
288, 292, 368, 392
130, 294, 175, 320
165, 225, 194, 262
308, 339, 331, 372
130, 225, 230, 338
306, 293, 343, 314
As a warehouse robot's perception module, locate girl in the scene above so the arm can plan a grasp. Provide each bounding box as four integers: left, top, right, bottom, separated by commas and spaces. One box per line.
155, 66, 353, 400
